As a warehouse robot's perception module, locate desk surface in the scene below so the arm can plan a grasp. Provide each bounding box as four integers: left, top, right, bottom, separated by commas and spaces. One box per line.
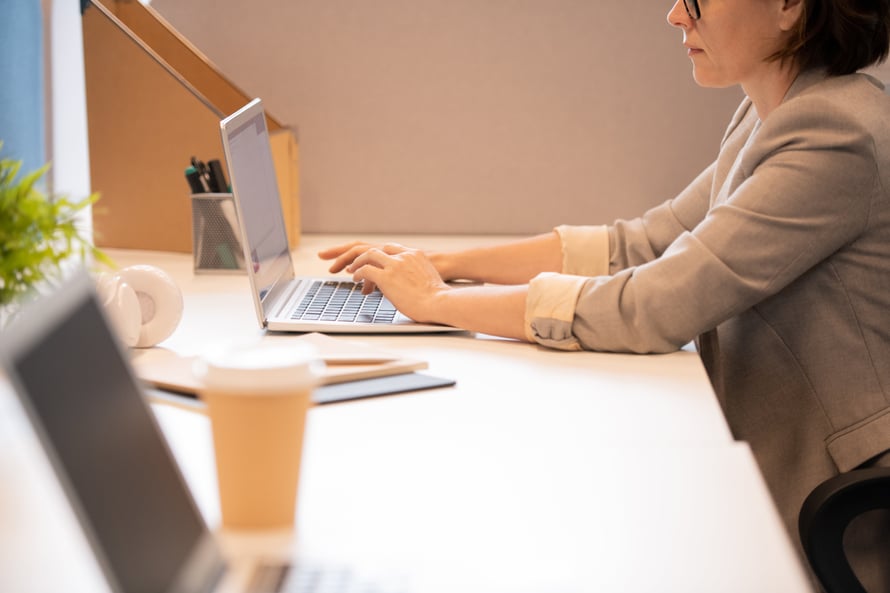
0, 235, 813, 592
128, 235, 733, 445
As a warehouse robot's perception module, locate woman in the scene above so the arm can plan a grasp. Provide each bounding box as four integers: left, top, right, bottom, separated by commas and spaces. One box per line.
321, 0, 890, 588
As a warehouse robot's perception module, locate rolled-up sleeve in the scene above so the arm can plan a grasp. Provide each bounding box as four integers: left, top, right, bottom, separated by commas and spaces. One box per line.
525, 272, 588, 350
523, 226, 609, 350
555, 225, 610, 276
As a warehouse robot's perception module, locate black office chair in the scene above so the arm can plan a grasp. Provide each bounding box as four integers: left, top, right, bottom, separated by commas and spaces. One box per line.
799, 466, 890, 593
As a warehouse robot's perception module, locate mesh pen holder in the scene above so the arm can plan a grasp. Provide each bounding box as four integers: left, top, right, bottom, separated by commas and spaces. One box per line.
190, 193, 245, 274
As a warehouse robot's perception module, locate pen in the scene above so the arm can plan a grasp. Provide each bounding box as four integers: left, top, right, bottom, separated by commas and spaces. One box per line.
321, 354, 400, 365
207, 159, 229, 193
185, 166, 210, 193
190, 156, 213, 192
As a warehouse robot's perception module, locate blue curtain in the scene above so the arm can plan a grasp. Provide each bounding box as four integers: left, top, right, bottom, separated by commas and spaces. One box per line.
0, 0, 46, 175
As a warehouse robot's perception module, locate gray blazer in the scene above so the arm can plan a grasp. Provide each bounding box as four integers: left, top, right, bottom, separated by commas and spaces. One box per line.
569, 69, 890, 540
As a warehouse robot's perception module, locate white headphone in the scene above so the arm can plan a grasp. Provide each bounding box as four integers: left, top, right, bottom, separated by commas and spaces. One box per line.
96, 265, 183, 348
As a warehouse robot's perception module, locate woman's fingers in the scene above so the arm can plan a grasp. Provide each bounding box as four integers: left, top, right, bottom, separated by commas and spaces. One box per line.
352, 266, 381, 295
317, 241, 363, 259
318, 242, 409, 273
346, 247, 388, 273
329, 244, 376, 273
348, 248, 448, 322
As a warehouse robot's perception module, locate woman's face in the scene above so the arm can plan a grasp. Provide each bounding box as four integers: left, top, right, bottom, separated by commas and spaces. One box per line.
667, 0, 803, 89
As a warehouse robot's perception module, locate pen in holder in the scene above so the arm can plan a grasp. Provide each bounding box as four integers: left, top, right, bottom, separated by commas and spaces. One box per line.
190, 193, 246, 274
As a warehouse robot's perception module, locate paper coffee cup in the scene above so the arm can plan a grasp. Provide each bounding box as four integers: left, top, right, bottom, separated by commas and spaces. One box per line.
195, 342, 322, 529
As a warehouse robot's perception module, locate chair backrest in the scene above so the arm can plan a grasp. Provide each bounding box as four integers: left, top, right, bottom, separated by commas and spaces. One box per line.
798, 466, 890, 593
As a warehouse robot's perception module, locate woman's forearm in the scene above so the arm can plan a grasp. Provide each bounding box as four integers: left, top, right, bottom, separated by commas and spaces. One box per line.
430, 284, 531, 341
430, 231, 563, 285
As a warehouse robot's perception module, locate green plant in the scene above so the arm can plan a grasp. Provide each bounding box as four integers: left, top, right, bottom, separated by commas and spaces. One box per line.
0, 142, 110, 309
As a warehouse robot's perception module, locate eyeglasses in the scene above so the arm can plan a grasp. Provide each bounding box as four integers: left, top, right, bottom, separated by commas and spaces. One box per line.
683, 0, 701, 19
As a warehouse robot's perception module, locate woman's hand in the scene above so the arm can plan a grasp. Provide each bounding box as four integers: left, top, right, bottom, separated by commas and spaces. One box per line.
344, 246, 450, 324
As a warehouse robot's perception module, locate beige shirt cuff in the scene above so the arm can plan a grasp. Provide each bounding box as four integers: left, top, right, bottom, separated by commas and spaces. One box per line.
555, 225, 610, 276
524, 272, 588, 350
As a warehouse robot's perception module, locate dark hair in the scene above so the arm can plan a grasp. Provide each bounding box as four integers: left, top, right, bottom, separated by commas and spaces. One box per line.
774, 0, 890, 75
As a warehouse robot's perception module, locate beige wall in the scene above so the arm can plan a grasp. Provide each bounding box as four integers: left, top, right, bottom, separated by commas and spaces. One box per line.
149, 1, 746, 235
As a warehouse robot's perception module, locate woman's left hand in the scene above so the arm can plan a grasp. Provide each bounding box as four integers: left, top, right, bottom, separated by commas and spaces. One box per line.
346, 245, 449, 324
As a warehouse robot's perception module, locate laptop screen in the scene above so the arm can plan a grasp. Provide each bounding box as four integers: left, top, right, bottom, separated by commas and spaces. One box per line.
1, 274, 220, 593
222, 99, 294, 306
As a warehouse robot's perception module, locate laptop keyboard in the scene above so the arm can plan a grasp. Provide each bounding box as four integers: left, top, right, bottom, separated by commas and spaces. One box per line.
291, 280, 398, 324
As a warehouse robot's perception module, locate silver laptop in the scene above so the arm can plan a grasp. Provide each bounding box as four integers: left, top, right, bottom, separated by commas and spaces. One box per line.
0, 271, 399, 593
220, 98, 460, 334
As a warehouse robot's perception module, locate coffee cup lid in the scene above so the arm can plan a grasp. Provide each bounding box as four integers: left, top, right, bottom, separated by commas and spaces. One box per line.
194, 341, 323, 393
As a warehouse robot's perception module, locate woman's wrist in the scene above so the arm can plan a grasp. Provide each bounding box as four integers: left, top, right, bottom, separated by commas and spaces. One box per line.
428, 250, 459, 281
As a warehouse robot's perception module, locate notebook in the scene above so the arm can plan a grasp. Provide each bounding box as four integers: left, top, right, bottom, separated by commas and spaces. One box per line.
220, 98, 462, 334
0, 270, 402, 593
132, 331, 456, 406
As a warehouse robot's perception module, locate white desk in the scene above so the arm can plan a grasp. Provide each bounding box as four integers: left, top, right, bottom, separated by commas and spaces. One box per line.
128, 235, 733, 445
0, 235, 814, 592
